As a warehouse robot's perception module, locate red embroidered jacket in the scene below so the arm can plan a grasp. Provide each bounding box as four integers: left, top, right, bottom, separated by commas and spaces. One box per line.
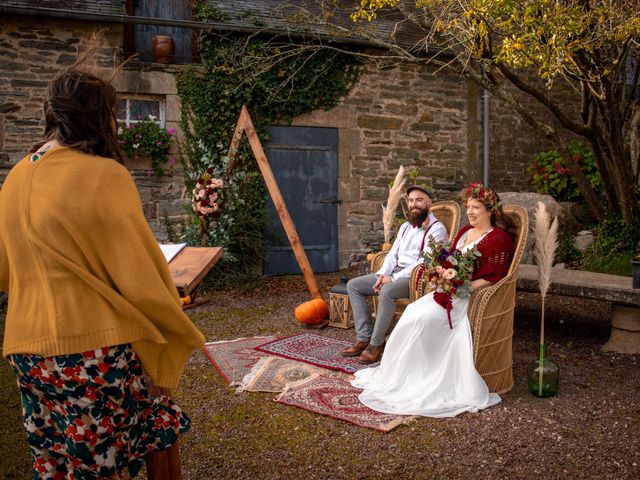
452, 225, 515, 283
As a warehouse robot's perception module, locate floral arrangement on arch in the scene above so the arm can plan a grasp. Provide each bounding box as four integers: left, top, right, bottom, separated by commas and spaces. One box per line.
191, 167, 225, 245
118, 115, 176, 176
416, 238, 481, 328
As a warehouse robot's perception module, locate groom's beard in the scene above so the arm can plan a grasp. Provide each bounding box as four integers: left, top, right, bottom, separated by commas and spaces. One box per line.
408, 207, 429, 227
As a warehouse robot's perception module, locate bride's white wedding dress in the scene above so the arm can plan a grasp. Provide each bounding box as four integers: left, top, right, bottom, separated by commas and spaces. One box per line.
351, 233, 501, 418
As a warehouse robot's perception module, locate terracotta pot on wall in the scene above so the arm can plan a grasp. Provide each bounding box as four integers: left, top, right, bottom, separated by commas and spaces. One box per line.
151, 35, 175, 64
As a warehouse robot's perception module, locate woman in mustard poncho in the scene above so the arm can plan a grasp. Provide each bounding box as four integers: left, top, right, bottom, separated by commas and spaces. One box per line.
0, 65, 205, 478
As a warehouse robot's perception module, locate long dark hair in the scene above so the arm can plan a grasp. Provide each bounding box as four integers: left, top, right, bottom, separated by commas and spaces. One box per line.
31, 68, 125, 163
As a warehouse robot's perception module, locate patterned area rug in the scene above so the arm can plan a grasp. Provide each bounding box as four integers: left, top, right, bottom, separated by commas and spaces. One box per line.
275, 374, 411, 432
255, 332, 380, 374
238, 356, 328, 393
203, 336, 275, 385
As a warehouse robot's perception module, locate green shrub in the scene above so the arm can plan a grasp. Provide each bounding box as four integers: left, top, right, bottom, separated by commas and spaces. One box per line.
117, 116, 175, 176
577, 217, 640, 275
526, 140, 600, 202
556, 230, 582, 265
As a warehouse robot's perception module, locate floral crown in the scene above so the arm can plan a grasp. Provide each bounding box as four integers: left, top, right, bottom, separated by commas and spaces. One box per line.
463, 182, 502, 213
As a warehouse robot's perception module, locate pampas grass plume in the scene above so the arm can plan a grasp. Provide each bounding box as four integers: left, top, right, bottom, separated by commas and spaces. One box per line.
382, 166, 406, 243
533, 202, 558, 299
533, 201, 558, 394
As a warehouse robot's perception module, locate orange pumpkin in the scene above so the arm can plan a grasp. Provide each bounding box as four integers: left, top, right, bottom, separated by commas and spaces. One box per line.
294, 298, 329, 325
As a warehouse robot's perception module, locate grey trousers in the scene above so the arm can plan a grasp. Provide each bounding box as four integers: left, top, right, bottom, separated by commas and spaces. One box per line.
346, 273, 410, 347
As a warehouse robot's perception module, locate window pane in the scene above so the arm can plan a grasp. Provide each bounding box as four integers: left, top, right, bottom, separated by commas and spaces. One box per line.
130, 100, 160, 122
116, 100, 127, 121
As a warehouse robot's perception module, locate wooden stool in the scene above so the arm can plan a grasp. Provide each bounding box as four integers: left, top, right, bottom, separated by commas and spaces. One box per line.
328, 280, 354, 329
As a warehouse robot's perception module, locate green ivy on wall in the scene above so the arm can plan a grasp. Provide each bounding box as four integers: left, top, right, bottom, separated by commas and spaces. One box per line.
176, 9, 362, 286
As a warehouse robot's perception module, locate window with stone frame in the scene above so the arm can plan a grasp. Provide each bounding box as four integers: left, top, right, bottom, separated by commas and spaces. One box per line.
117, 96, 166, 127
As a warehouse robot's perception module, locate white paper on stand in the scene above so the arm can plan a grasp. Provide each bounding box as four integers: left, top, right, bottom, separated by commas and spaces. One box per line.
159, 243, 187, 263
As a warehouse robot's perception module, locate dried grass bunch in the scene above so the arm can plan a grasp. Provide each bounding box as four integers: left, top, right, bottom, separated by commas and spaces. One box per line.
533, 202, 559, 393
382, 166, 406, 244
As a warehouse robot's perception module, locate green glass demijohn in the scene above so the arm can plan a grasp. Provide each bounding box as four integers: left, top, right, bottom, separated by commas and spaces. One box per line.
527, 344, 559, 397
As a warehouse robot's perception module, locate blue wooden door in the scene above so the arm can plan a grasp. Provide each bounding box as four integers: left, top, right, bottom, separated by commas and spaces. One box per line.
263, 126, 339, 275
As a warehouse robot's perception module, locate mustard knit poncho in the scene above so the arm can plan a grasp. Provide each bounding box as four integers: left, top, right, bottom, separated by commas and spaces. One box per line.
0, 147, 205, 389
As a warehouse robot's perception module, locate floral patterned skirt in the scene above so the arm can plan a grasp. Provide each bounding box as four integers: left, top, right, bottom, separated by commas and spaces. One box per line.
8, 344, 190, 479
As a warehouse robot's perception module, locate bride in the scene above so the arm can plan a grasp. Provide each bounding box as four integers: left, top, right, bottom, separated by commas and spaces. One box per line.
351, 182, 515, 417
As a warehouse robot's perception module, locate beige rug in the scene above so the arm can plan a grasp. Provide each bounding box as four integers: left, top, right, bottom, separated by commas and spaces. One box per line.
238, 356, 349, 393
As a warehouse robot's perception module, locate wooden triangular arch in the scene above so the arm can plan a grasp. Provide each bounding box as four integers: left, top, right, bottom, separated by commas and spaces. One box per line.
225, 106, 321, 299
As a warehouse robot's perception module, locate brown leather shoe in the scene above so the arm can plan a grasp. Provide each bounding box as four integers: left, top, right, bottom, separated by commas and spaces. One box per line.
341, 340, 369, 357
358, 344, 384, 364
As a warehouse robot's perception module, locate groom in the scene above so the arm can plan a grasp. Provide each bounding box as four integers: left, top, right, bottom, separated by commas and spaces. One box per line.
343, 185, 448, 364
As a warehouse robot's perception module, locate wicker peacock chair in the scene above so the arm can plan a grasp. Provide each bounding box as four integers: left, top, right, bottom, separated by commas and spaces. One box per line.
408, 205, 528, 394
467, 205, 529, 394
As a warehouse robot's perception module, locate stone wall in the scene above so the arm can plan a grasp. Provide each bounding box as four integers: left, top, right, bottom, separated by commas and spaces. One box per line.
487, 73, 568, 193
1, 14, 573, 268
0, 19, 120, 169
0, 16, 190, 241
292, 61, 553, 266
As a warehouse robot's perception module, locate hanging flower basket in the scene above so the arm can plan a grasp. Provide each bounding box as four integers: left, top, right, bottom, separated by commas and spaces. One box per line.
118, 116, 176, 176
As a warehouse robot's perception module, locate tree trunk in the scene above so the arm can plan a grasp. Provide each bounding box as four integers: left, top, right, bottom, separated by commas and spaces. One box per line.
607, 142, 637, 225
559, 140, 604, 221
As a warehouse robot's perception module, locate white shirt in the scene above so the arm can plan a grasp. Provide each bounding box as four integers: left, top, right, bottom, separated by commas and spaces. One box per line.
375, 213, 449, 282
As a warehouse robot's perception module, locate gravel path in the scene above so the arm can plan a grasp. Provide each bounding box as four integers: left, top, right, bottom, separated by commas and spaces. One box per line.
175, 270, 639, 480
1, 269, 638, 479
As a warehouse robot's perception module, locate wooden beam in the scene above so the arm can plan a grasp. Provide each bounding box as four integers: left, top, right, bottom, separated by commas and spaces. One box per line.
226, 106, 322, 299
225, 106, 248, 176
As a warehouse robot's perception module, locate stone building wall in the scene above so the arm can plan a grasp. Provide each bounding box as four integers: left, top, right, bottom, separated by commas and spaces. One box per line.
1, 14, 565, 268
293, 62, 477, 265
0, 16, 190, 241
487, 75, 563, 193
292, 61, 549, 266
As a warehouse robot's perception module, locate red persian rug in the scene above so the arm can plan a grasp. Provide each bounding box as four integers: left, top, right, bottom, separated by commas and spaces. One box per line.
255, 332, 379, 374
275, 374, 411, 432
203, 336, 276, 385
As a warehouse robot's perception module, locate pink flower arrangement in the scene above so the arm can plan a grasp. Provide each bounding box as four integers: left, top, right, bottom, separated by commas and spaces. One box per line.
416, 238, 481, 328
117, 116, 175, 176
192, 167, 224, 218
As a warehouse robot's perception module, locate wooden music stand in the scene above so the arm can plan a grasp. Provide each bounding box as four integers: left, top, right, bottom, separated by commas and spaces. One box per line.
169, 246, 223, 307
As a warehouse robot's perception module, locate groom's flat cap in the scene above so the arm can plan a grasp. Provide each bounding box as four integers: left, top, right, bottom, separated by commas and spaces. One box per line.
406, 184, 433, 199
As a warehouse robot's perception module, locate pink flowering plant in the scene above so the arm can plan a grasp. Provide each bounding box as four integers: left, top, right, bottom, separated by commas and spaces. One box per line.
117, 115, 176, 176
526, 140, 600, 202
416, 238, 481, 329
191, 166, 225, 245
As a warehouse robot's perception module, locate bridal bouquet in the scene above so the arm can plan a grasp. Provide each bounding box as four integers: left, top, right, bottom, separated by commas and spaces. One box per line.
416, 238, 481, 328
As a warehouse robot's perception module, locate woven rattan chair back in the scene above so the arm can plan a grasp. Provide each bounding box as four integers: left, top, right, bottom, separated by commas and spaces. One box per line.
468, 205, 529, 394
369, 200, 461, 274
430, 200, 461, 243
